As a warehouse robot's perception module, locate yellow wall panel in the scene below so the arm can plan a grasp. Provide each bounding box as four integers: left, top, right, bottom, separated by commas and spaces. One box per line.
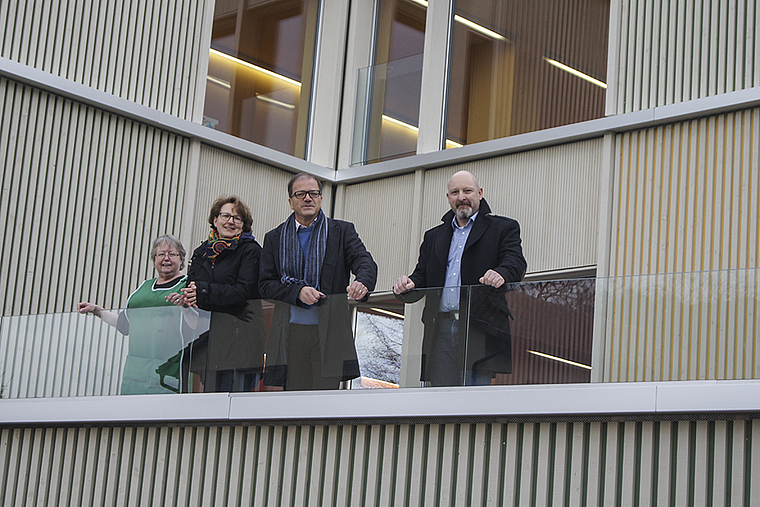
613, 0, 760, 113
603, 110, 760, 381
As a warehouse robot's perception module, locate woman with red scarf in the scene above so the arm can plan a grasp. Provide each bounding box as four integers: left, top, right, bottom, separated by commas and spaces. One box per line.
171, 196, 264, 392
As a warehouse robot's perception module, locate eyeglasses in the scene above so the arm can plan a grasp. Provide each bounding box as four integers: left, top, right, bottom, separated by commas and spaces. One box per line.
217, 212, 244, 224
290, 190, 322, 200
155, 252, 181, 259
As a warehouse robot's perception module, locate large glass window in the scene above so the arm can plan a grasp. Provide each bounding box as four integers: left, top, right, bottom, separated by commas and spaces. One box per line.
203, 0, 319, 158
446, 0, 609, 147
352, 0, 427, 164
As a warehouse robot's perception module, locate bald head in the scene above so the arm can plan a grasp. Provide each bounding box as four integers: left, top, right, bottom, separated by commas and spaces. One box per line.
447, 171, 479, 192
447, 171, 483, 226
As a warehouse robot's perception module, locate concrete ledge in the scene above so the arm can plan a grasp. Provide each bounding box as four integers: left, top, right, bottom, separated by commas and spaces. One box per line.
2, 380, 759, 425
0, 393, 230, 425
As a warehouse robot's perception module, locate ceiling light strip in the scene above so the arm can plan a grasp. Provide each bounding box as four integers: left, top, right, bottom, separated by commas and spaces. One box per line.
381, 115, 463, 148
206, 75, 231, 89
543, 57, 607, 89
210, 48, 302, 88
527, 350, 592, 370
368, 308, 405, 320
407, 0, 506, 41
255, 93, 296, 110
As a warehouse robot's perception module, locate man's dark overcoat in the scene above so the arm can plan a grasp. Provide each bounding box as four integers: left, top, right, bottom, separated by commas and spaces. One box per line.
403, 198, 527, 381
259, 217, 377, 385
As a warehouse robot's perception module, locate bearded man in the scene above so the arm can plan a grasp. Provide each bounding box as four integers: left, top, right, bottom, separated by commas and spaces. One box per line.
393, 170, 527, 386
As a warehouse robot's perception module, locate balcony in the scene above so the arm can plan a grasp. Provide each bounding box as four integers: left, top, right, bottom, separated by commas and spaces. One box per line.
1, 269, 757, 404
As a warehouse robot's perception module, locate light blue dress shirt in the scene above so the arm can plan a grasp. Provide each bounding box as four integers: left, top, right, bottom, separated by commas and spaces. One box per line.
439, 211, 478, 312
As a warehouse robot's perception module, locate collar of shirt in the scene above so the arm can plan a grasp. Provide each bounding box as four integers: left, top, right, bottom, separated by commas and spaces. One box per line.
451, 210, 479, 231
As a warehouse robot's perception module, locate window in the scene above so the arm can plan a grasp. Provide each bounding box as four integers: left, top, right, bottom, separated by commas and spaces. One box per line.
446, 0, 609, 147
203, 0, 319, 158
352, 0, 427, 164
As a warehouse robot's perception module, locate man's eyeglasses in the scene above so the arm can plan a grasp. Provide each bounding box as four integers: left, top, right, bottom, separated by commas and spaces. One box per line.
155, 252, 181, 259
290, 190, 322, 200
217, 212, 244, 224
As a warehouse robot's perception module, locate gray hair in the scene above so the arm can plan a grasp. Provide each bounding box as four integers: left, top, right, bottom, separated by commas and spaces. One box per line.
150, 234, 186, 270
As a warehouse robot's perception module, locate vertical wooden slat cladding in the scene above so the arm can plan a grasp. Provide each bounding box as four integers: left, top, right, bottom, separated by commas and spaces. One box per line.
0, 79, 191, 318
604, 110, 760, 381
2, 418, 757, 506
0, 0, 210, 120
614, 0, 760, 113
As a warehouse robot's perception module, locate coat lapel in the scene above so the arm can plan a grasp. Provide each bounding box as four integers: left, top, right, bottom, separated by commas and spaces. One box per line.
435, 216, 454, 270
320, 218, 339, 289
465, 212, 490, 251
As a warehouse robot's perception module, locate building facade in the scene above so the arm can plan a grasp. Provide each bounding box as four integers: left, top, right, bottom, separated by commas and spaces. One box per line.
2, 0, 760, 504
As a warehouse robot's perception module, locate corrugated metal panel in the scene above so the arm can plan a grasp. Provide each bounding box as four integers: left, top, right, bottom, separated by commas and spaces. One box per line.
419, 140, 603, 274
603, 110, 760, 381
1, 418, 759, 506
342, 174, 416, 291
0, 0, 210, 120
613, 0, 760, 113
0, 312, 125, 398
193, 145, 301, 250
0, 78, 192, 317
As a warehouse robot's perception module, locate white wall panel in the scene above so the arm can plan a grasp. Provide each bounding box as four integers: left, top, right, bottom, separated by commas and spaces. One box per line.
0, 0, 211, 120
0, 78, 192, 317
421, 140, 604, 274
613, 0, 760, 114
341, 174, 416, 291
2, 418, 758, 506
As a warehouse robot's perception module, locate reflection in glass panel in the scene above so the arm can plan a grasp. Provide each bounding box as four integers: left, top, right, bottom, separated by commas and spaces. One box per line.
446, 0, 610, 147
6, 270, 760, 398
352, 0, 427, 164
395, 281, 594, 387
352, 301, 405, 388
0, 307, 211, 398
353, 54, 424, 164
203, 0, 319, 158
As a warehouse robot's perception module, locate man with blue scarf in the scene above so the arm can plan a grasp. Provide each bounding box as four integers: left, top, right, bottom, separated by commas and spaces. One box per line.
259, 173, 377, 390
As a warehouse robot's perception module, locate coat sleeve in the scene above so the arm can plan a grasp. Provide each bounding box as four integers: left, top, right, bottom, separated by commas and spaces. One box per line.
395, 229, 434, 304
342, 222, 377, 292
408, 228, 435, 290
492, 218, 527, 283
258, 229, 304, 305
193, 242, 261, 309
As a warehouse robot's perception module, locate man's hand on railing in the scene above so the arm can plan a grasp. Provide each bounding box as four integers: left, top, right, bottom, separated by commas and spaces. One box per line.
479, 269, 505, 289
393, 275, 416, 295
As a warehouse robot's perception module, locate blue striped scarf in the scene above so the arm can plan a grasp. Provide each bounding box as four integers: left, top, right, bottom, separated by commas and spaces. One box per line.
279, 210, 327, 290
